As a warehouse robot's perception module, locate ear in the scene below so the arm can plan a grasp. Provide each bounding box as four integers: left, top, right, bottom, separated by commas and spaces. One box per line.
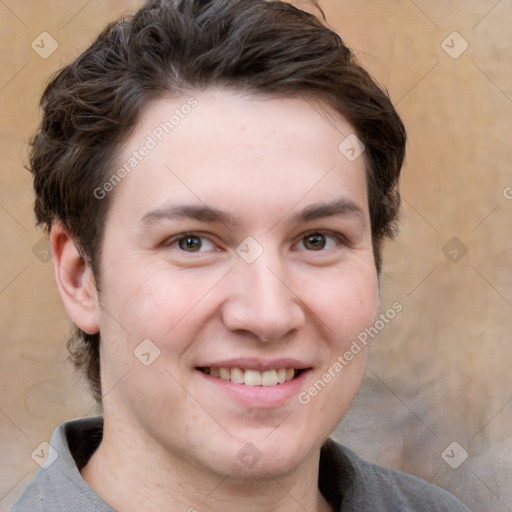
50, 222, 100, 334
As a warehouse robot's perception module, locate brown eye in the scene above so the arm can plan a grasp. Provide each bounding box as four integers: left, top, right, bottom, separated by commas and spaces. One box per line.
297, 231, 342, 252
167, 233, 217, 254
177, 236, 203, 252
303, 234, 327, 250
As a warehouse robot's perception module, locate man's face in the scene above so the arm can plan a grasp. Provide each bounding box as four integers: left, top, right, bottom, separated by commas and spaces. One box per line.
95, 89, 379, 478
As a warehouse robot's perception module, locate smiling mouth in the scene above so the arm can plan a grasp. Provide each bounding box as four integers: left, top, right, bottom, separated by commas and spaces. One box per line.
198, 367, 305, 387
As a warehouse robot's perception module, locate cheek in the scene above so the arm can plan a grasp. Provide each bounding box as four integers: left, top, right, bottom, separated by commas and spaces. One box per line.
99, 263, 228, 355
306, 263, 379, 342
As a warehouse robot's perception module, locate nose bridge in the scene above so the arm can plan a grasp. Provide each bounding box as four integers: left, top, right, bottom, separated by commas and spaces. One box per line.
250, 258, 291, 310
222, 248, 304, 340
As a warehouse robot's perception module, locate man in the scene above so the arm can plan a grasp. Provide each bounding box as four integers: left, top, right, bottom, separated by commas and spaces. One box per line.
12, 0, 471, 510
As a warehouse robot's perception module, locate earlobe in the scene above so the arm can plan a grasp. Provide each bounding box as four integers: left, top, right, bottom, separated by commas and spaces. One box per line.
49, 223, 100, 335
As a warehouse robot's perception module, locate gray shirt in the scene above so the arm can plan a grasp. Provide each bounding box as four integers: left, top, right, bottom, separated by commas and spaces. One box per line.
11, 417, 470, 511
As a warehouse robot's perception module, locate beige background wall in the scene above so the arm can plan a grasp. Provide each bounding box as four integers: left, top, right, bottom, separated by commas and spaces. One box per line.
1, 1, 510, 511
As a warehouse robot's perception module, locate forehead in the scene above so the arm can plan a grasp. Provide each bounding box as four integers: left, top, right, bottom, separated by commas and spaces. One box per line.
106, 88, 369, 227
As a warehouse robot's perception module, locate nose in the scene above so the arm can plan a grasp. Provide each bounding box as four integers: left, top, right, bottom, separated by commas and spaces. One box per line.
221, 253, 306, 342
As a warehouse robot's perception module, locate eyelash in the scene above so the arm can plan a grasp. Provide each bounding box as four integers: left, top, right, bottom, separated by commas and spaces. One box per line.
165, 232, 216, 253
165, 230, 347, 253
295, 229, 347, 251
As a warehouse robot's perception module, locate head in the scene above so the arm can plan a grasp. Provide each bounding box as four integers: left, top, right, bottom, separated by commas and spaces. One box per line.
31, 0, 405, 481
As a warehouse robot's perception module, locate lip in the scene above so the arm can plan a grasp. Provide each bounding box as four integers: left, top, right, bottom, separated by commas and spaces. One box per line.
197, 357, 310, 372
195, 359, 312, 408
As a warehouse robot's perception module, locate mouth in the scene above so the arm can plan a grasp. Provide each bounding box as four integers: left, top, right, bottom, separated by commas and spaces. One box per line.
197, 367, 306, 387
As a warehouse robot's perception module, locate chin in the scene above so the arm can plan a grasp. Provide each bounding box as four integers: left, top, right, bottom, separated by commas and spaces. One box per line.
219, 431, 319, 481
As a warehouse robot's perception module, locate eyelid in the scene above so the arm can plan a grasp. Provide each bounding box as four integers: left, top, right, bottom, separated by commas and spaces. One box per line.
294, 229, 348, 250
164, 232, 218, 252
300, 229, 347, 242
162, 229, 348, 253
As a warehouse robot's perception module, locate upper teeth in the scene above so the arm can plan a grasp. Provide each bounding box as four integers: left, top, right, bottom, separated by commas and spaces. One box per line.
202, 367, 296, 386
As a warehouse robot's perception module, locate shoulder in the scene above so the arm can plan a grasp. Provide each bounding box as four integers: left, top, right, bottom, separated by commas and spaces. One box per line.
321, 439, 471, 511
9, 480, 45, 512
10, 417, 111, 512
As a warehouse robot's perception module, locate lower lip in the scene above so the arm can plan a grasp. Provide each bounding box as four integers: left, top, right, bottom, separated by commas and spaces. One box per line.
197, 369, 311, 408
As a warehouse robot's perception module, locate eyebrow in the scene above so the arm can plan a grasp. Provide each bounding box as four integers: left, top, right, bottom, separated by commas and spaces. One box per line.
292, 198, 367, 226
140, 204, 239, 228
140, 198, 366, 228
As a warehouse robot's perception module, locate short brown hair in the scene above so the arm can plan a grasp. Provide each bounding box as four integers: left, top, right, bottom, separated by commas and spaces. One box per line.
30, 0, 406, 403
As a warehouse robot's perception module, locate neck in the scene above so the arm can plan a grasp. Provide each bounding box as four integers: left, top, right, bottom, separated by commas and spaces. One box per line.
81, 417, 333, 512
